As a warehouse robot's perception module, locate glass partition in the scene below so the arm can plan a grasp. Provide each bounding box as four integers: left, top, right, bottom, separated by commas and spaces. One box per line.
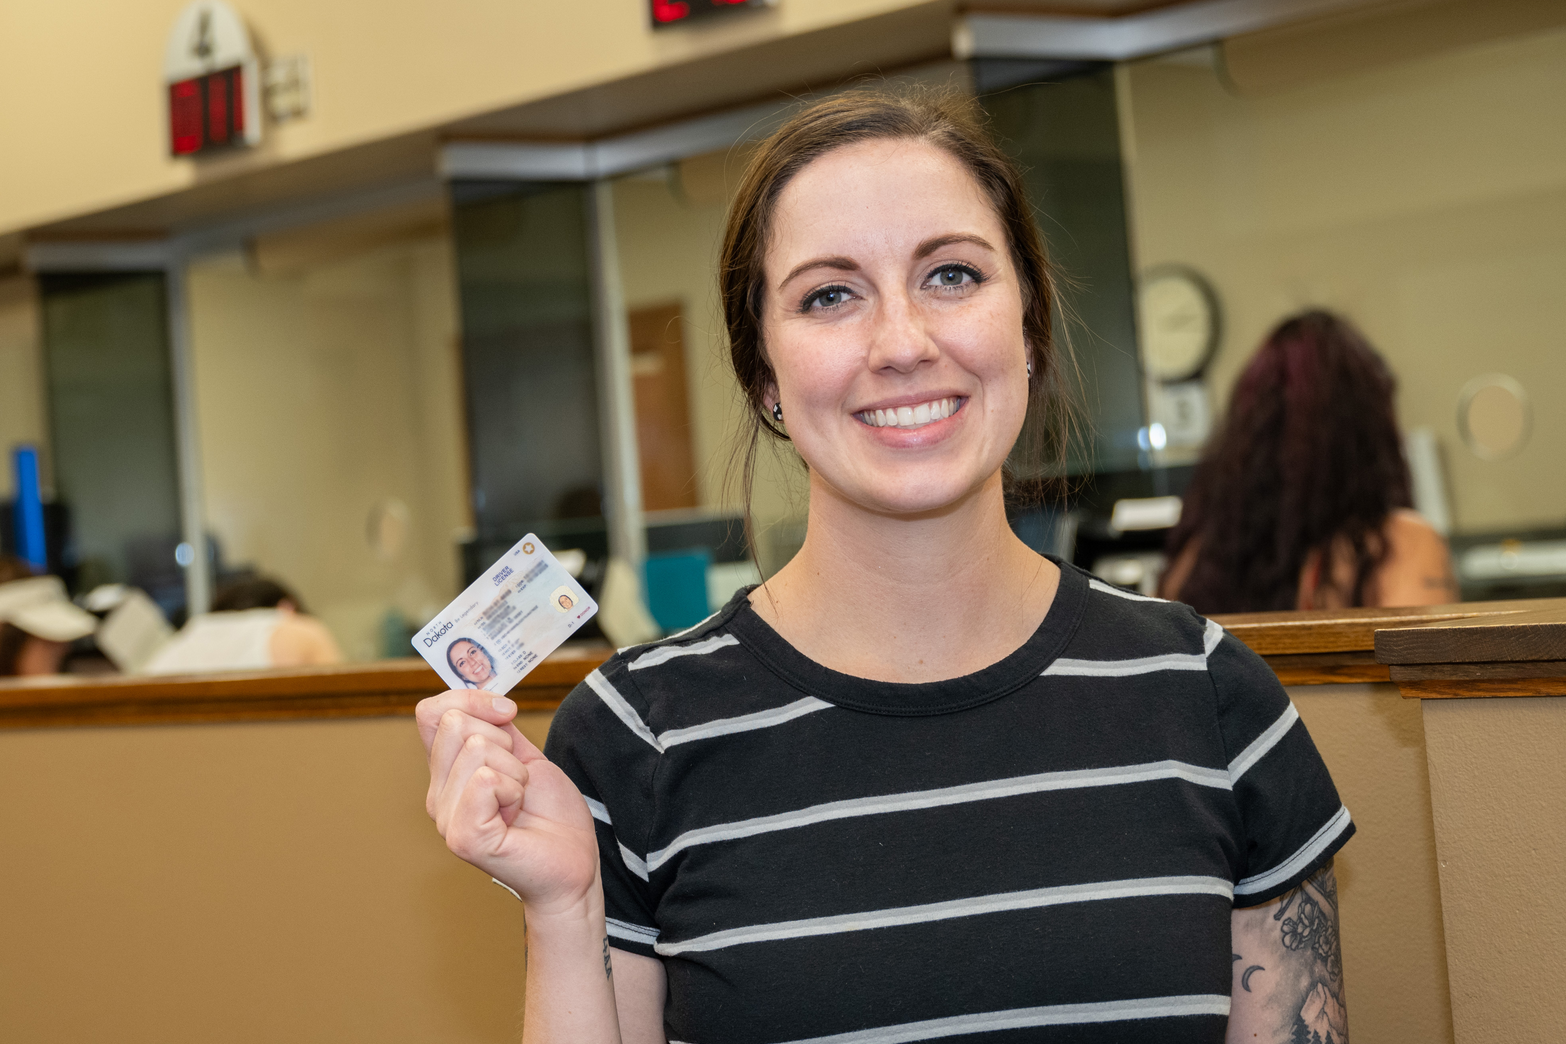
1121, 27, 1566, 599
979, 63, 1146, 478
38, 272, 185, 613
186, 198, 468, 659
610, 156, 807, 587
450, 181, 605, 577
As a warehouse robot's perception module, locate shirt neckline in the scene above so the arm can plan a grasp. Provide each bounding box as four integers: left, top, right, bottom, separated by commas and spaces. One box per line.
723, 556, 1088, 716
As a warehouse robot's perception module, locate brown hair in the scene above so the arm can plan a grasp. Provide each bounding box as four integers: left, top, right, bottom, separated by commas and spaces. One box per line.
719, 86, 1075, 554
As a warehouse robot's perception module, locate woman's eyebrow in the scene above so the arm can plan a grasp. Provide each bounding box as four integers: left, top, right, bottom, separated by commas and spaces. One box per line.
777, 255, 858, 290
914, 233, 997, 259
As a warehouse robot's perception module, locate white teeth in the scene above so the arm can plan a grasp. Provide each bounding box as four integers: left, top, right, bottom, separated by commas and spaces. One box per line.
859, 397, 960, 429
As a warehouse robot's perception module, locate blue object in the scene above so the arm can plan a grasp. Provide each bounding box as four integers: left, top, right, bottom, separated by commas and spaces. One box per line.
12, 446, 46, 573
644, 549, 713, 633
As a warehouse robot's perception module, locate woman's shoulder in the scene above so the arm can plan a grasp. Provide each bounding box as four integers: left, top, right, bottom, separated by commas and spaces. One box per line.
1382, 507, 1444, 546
551, 598, 757, 740
1369, 509, 1458, 606
1067, 562, 1215, 653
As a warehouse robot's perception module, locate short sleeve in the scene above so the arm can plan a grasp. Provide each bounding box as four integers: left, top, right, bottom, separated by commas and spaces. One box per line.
1209, 631, 1354, 906
544, 660, 664, 958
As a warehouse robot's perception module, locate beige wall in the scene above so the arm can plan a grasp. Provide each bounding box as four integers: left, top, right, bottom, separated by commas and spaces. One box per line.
0, 0, 933, 237
1124, 21, 1566, 532
0, 277, 48, 500
1289, 682, 1453, 1043
0, 711, 554, 1044
188, 222, 468, 659
1422, 695, 1566, 1044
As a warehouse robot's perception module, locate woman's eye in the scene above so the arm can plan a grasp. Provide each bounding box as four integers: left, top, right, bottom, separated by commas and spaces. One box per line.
803, 286, 853, 312
930, 265, 980, 288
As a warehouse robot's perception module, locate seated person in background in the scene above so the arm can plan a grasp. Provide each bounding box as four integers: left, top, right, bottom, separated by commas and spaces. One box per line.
141, 576, 343, 674
1160, 309, 1459, 612
0, 556, 100, 676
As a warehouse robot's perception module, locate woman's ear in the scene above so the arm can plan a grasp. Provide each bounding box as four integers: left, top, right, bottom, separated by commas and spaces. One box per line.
763, 380, 780, 418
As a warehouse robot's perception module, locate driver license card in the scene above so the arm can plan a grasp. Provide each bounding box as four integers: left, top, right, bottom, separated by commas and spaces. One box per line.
412, 535, 597, 695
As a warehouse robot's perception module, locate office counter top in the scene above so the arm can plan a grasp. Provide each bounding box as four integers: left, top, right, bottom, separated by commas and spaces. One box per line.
1212, 596, 1564, 686
5, 594, 1564, 729
0, 645, 612, 729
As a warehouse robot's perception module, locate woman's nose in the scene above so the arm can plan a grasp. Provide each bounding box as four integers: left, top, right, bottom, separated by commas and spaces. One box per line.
866, 292, 940, 374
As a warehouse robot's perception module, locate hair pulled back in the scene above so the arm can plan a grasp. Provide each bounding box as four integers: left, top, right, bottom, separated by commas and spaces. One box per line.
1164, 310, 1414, 612
719, 86, 1073, 547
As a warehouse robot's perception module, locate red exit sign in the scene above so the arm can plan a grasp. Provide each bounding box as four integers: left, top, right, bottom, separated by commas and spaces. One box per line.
651, 0, 772, 29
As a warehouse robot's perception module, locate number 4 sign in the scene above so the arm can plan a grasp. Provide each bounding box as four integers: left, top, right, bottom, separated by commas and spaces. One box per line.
163, 1, 261, 156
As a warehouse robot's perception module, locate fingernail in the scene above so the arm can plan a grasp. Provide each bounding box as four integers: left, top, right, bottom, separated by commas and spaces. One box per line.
492, 696, 517, 716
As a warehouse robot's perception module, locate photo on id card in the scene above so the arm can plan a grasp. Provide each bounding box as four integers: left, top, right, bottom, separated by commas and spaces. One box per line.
412, 536, 597, 695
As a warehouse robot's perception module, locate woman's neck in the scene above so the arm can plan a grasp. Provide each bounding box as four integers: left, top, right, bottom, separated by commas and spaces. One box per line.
749, 471, 1059, 683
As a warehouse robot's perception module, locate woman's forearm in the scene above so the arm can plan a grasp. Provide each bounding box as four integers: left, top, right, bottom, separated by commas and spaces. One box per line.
522, 892, 623, 1044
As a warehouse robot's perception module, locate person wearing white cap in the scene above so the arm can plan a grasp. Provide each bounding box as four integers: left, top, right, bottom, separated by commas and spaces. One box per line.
0, 557, 100, 676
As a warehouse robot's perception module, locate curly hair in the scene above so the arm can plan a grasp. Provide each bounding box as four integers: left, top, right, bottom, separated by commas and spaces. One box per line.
1162, 310, 1413, 613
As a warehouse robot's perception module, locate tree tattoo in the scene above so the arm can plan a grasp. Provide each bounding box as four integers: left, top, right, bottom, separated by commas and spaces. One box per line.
1275, 865, 1347, 1044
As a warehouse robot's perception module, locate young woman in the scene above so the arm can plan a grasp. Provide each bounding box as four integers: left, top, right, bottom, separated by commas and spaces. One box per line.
1160, 310, 1457, 613
419, 90, 1352, 1044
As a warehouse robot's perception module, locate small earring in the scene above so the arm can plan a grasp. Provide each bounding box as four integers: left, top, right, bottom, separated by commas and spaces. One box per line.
772, 402, 783, 422
1026, 357, 1033, 378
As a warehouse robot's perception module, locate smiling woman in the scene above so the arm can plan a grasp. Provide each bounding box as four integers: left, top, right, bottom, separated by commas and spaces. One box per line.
417, 88, 1353, 1044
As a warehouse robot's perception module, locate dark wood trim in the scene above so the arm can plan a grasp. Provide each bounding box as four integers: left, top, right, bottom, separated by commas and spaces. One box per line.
1262, 651, 1390, 686
1212, 598, 1550, 655
0, 650, 607, 730
1390, 660, 1566, 682
1394, 677, 1566, 700
1375, 604, 1566, 665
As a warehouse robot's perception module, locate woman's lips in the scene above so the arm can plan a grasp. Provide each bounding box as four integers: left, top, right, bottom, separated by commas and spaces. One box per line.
854, 396, 964, 431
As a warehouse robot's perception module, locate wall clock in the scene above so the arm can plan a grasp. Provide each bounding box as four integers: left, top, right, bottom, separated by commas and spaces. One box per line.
1137, 265, 1221, 383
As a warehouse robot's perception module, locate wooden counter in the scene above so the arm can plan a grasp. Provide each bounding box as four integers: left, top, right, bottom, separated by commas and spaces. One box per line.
1, 595, 1556, 732
1211, 596, 1556, 684
0, 645, 610, 729
1369, 599, 1566, 1044
3, 598, 1561, 1044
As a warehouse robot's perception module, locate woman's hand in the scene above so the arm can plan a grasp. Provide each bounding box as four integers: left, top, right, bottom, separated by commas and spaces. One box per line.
416, 690, 601, 916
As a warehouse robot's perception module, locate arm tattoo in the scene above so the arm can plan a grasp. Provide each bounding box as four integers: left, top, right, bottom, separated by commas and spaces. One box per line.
1232, 862, 1349, 1043
603, 936, 613, 980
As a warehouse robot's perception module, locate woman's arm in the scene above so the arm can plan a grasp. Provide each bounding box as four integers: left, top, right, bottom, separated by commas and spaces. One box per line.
611, 947, 668, 1044
418, 689, 626, 1043
1227, 861, 1349, 1044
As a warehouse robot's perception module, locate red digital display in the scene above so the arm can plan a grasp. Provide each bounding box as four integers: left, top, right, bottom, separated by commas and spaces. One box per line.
652, 0, 763, 28
168, 66, 245, 156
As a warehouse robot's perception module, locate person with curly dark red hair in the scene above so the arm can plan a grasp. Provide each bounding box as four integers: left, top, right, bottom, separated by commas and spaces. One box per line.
1160, 310, 1458, 613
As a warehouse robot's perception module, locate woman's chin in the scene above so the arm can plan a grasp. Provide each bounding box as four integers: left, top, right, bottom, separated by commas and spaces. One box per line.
843, 479, 987, 520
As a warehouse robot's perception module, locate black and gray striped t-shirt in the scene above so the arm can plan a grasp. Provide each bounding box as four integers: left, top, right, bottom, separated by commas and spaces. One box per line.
546, 560, 1352, 1043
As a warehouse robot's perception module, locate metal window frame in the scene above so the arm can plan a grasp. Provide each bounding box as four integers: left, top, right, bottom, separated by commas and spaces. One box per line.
955, 0, 1374, 61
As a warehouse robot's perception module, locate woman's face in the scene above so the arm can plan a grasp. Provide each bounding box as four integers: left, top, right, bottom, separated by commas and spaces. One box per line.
451, 640, 494, 685
762, 138, 1030, 518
